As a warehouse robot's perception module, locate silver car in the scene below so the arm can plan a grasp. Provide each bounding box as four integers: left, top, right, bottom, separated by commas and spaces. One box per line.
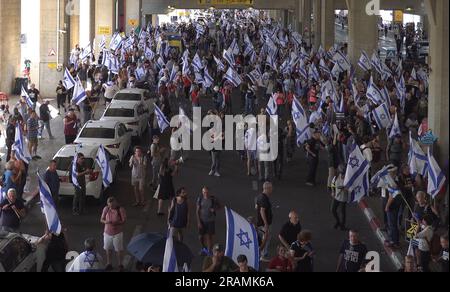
0, 231, 39, 272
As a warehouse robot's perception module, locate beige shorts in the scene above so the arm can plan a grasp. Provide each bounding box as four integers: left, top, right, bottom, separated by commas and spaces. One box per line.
131, 178, 145, 191
104, 232, 124, 252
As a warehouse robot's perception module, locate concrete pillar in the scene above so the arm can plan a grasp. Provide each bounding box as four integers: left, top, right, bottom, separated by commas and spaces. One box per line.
321, 0, 335, 50
70, 15, 80, 50
0, 0, 21, 94
125, 0, 141, 34
426, 0, 449, 162
39, 0, 68, 97
346, 0, 378, 72
95, 0, 115, 53
80, 0, 95, 47
301, 0, 312, 46
313, 0, 321, 49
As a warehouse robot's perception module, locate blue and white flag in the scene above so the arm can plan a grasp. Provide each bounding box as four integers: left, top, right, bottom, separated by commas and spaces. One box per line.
72, 153, 81, 189
194, 72, 204, 85
411, 68, 418, 81
298, 59, 308, 80
366, 77, 383, 105
266, 94, 278, 116
333, 51, 351, 72
192, 53, 203, 72
372, 103, 392, 129
80, 43, 92, 61
13, 123, 32, 164
110, 33, 124, 51
309, 64, 320, 82
225, 207, 260, 271
223, 49, 235, 68
169, 65, 178, 83
229, 39, 240, 55
371, 52, 383, 74
427, 149, 446, 199
182, 60, 191, 76
63, 68, 76, 90
195, 23, 205, 40
99, 36, 106, 50
358, 50, 372, 72
144, 46, 155, 61
300, 47, 309, 60
96, 145, 113, 188
162, 228, 179, 272
38, 172, 62, 235
292, 98, 311, 145
339, 96, 345, 113
135, 66, 146, 81
247, 69, 262, 86
319, 59, 331, 76
381, 86, 391, 109
381, 62, 393, 81
344, 144, 370, 202
395, 60, 403, 77
203, 68, 214, 88
21, 86, 34, 109
408, 132, 428, 177
214, 56, 226, 72
395, 76, 406, 112
154, 103, 170, 133
72, 79, 87, 106
224, 67, 242, 87
0, 187, 6, 202
389, 113, 402, 139
317, 46, 326, 59
266, 54, 276, 71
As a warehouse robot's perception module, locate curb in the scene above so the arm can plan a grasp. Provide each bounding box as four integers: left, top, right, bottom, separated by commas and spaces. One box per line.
358, 199, 404, 270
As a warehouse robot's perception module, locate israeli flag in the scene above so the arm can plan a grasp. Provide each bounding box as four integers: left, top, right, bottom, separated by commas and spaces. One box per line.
71, 153, 81, 189
333, 51, 351, 72
63, 68, 76, 90
266, 94, 278, 116
266, 54, 276, 70
372, 103, 392, 129
291, 32, 302, 46
192, 53, 203, 72
194, 72, 204, 85
156, 57, 165, 70
96, 145, 113, 188
349, 172, 370, 203
371, 165, 395, 188
182, 60, 191, 76
389, 113, 402, 139
0, 187, 6, 202
427, 149, 446, 199
309, 64, 320, 82
300, 47, 309, 60
408, 133, 428, 177
196, 24, 205, 40
317, 46, 326, 59
371, 52, 383, 74
344, 144, 370, 202
225, 207, 260, 271
154, 103, 170, 133
366, 77, 383, 105
395, 60, 403, 77
80, 43, 92, 61
21, 86, 34, 109
203, 68, 214, 88
411, 68, 418, 81
247, 69, 262, 86
224, 67, 242, 87
110, 33, 124, 51
331, 63, 343, 78
169, 66, 178, 83
162, 228, 179, 272
72, 79, 87, 106
381, 62, 393, 81
214, 56, 226, 72
381, 86, 391, 109
395, 76, 406, 112
99, 36, 106, 50
38, 172, 62, 235
292, 98, 311, 145
144, 46, 155, 61
358, 50, 372, 72
298, 59, 308, 80
13, 123, 32, 164
223, 49, 235, 68
319, 58, 331, 76
229, 39, 240, 55
135, 66, 146, 81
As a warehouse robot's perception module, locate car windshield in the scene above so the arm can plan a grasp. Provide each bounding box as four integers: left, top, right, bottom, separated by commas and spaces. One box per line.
79, 128, 115, 139
114, 93, 141, 101
55, 157, 95, 171
104, 108, 135, 118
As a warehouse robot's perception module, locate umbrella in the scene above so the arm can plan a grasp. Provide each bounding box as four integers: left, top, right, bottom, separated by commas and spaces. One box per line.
127, 233, 194, 267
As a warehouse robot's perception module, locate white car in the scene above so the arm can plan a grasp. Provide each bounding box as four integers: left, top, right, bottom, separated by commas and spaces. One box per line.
53, 144, 118, 199
74, 120, 132, 164
0, 231, 40, 272
112, 88, 156, 113
100, 101, 149, 138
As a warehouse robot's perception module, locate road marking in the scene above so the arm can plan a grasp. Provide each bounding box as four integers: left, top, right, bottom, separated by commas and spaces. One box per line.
123, 224, 143, 271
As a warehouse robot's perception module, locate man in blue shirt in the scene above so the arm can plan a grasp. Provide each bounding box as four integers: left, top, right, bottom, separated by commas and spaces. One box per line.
44, 160, 60, 206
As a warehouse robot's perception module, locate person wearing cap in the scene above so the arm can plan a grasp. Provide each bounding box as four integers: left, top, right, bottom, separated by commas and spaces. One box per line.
331, 165, 349, 231
202, 243, 237, 272
236, 254, 257, 272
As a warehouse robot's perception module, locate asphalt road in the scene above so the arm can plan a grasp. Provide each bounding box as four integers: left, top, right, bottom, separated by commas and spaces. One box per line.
4, 86, 395, 273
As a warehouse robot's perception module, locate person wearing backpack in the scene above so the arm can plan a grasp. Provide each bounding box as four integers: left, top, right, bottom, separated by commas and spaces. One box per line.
168, 188, 189, 242
196, 186, 221, 256
100, 197, 127, 272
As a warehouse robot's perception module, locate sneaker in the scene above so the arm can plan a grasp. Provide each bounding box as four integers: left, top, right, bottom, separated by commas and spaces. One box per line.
214, 172, 221, 177
208, 171, 214, 176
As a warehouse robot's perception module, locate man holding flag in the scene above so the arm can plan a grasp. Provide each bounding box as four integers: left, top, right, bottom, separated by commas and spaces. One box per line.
71, 153, 92, 216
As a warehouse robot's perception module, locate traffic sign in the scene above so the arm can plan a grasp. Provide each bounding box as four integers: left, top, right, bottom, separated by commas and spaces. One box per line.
48, 49, 56, 57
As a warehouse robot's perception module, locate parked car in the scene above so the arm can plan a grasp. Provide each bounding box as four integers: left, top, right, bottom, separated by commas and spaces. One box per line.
0, 231, 40, 272
112, 88, 156, 113
53, 144, 118, 199
100, 100, 149, 139
74, 120, 132, 164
